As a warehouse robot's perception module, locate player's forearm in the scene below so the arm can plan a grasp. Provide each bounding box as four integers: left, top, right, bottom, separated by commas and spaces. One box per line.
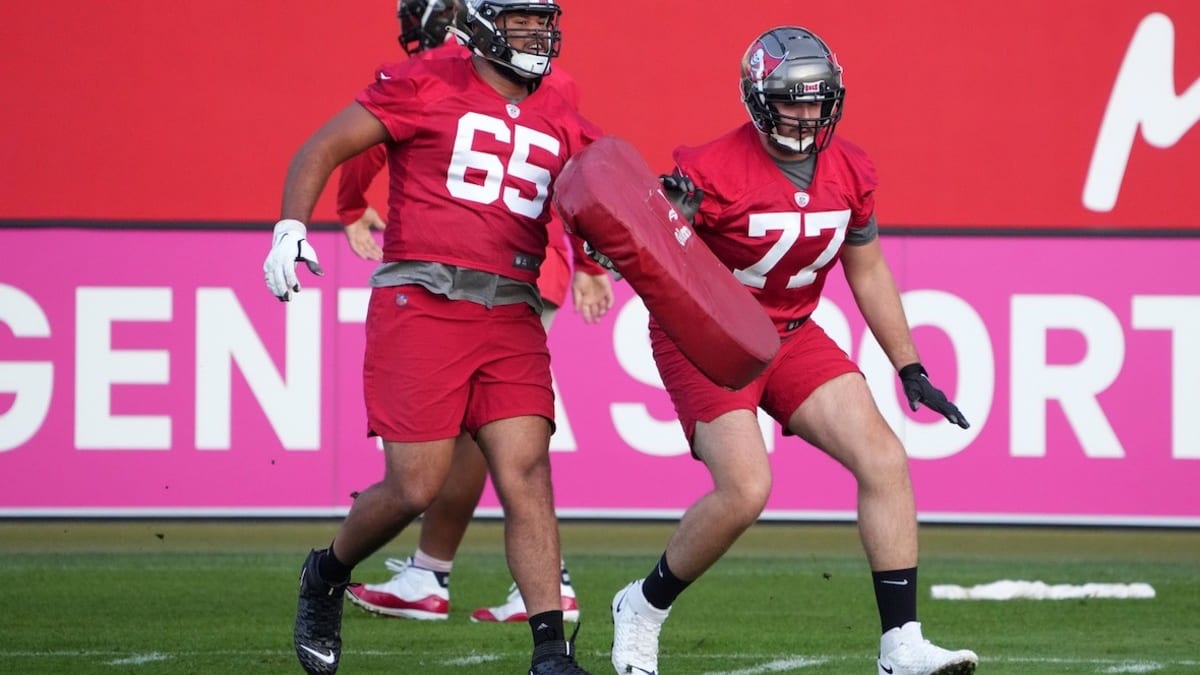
847, 257, 920, 370
282, 103, 391, 223
281, 142, 340, 223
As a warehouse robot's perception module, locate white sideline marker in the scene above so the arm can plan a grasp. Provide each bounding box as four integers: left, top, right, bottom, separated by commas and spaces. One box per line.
106, 653, 170, 665
932, 580, 1156, 600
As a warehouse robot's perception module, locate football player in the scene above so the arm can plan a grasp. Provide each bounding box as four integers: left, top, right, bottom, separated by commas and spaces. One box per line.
606, 26, 979, 675
335, 0, 610, 628
265, 1, 603, 673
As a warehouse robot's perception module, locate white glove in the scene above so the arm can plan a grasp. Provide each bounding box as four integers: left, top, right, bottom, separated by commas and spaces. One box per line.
264, 219, 324, 301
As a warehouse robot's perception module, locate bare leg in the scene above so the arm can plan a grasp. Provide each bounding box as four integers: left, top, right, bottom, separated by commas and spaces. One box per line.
332, 438, 456, 566
610, 409, 769, 675
475, 415, 560, 615
415, 432, 489, 560
663, 409, 772, 580
794, 376, 979, 674
786, 372, 917, 570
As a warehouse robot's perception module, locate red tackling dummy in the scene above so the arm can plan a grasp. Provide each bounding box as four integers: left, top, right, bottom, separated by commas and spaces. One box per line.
553, 136, 780, 390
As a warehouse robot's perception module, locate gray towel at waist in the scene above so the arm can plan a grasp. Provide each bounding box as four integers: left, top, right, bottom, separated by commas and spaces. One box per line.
370, 260, 543, 314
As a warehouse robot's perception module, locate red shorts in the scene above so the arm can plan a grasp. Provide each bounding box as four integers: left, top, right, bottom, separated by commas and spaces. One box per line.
652, 318, 861, 443
363, 285, 553, 442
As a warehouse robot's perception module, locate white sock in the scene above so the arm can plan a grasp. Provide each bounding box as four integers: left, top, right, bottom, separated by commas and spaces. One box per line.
412, 548, 453, 573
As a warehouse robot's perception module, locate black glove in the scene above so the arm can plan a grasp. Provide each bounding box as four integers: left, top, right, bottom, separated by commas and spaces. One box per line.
658, 169, 704, 224
583, 241, 620, 279
899, 363, 970, 429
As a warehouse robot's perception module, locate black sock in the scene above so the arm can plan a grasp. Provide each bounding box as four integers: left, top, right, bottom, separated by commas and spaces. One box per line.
872, 567, 918, 632
529, 610, 565, 648
317, 546, 352, 584
641, 553, 691, 610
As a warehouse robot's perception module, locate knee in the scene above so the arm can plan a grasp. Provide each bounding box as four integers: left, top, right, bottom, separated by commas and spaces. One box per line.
719, 468, 772, 527
856, 439, 912, 485
743, 478, 772, 522
495, 452, 552, 489
732, 496, 769, 531
377, 475, 441, 515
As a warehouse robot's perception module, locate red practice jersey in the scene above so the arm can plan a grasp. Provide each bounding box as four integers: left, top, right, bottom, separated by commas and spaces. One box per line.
355, 52, 601, 285
335, 43, 591, 303
674, 123, 878, 333
337, 42, 583, 227
336, 43, 468, 226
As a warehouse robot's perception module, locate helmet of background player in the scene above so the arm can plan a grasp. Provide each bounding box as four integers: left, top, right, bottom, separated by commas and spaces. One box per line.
455, 0, 562, 80
739, 26, 845, 155
398, 0, 461, 55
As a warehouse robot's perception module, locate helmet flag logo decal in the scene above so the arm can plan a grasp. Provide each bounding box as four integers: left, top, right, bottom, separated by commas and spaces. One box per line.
748, 42, 787, 84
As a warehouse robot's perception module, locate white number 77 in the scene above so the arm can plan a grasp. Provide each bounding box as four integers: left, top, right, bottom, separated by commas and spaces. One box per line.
732, 210, 851, 289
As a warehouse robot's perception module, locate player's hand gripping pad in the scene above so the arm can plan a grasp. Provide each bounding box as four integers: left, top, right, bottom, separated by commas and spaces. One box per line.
553, 136, 780, 390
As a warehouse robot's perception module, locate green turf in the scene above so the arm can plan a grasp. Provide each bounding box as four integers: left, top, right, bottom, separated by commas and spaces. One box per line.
0, 521, 1197, 674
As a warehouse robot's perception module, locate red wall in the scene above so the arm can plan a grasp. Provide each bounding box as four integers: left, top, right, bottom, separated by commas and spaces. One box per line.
1, 1, 1197, 228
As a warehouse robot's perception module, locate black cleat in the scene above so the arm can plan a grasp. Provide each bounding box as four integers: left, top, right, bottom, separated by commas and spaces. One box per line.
294, 549, 348, 674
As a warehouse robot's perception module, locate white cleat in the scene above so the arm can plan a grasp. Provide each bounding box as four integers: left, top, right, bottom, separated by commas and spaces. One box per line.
611, 580, 669, 675
345, 557, 449, 620
877, 621, 978, 675
471, 568, 580, 623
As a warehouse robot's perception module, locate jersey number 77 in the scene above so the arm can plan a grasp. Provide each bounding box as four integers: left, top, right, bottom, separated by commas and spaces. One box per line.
732, 209, 851, 289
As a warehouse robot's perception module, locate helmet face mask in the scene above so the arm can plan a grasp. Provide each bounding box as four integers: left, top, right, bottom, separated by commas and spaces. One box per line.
398, 0, 460, 55
740, 26, 845, 155
456, 0, 562, 80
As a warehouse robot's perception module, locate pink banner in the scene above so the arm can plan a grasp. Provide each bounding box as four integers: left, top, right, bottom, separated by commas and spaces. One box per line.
1, 228, 1197, 524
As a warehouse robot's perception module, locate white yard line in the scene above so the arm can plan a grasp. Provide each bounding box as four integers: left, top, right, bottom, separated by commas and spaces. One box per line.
1099, 663, 1164, 673
106, 652, 170, 666
442, 653, 502, 666
700, 657, 828, 674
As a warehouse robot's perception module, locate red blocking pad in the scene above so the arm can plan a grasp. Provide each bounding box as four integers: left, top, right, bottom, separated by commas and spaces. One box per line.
554, 136, 780, 390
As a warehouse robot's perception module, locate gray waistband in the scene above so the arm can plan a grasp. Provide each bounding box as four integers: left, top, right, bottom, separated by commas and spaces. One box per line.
371, 261, 543, 313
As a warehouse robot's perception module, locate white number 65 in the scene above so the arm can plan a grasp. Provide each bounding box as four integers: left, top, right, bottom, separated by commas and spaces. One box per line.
445, 111, 560, 219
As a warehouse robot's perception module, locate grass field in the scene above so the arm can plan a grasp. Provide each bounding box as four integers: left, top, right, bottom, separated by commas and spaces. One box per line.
1, 520, 1198, 674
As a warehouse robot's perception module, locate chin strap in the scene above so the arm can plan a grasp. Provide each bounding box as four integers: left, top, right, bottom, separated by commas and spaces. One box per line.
769, 131, 813, 153
487, 53, 546, 88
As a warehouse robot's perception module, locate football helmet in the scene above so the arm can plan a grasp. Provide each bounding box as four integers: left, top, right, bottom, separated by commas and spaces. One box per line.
398, 0, 461, 55
455, 0, 562, 80
740, 26, 845, 154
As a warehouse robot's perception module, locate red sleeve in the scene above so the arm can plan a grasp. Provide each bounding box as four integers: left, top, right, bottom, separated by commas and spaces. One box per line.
834, 138, 879, 229
336, 144, 386, 226
355, 61, 426, 143
578, 117, 605, 151
546, 67, 581, 110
